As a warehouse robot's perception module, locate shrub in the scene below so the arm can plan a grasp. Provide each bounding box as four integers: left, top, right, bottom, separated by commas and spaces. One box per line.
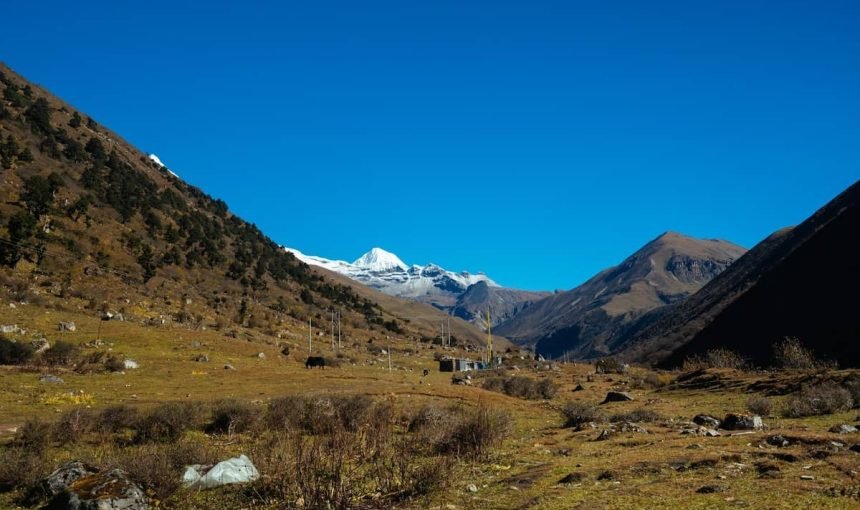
481, 375, 558, 400
436, 405, 511, 458
0, 446, 49, 493
774, 337, 828, 370
265, 396, 306, 432
783, 382, 853, 417
104, 354, 125, 373
97, 405, 139, 434
843, 376, 860, 409
0, 336, 34, 365
561, 401, 603, 428
12, 419, 52, 454
134, 402, 201, 443
42, 340, 79, 366
609, 408, 663, 423
206, 399, 259, 435
54, 409, 96, 445
746, 395, 773, 417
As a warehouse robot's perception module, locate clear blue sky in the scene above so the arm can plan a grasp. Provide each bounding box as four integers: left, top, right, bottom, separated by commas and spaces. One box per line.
2, 1, 857, 290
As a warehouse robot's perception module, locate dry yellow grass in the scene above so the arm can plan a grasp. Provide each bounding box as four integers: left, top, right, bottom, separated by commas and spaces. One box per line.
1, 304, 859, 509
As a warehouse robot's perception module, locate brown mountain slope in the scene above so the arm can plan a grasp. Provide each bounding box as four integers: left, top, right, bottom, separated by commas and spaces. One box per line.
619, 179, 860, 367
450, 281, 550, 330
0, 62, 495, 346
494, 232, 746, 359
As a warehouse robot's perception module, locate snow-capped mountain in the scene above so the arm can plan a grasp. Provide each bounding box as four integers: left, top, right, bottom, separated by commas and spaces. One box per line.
285, 246, 550, 329
285, 247, 497, 305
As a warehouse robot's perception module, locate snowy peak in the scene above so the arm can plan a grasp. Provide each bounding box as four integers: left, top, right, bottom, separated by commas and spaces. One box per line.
283, 246, 498, 306
148, 154, 165, 167
353, 247, 407, 272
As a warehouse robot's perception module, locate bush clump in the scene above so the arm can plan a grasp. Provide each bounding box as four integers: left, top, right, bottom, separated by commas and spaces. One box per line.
42, 340, 79, 366
134, 402, 202, 443
609, 408, 663, 423
783, 382, 853, 417
774, 337, 831, 370
97, 405, 139, 434
206, 399, 260, 435
0, 336, 34, 365
481, 375, 557, 400
561, 401, 603, 428
745, 395, 773, 417
685, 348, 747, 370
436, 405, 512, 458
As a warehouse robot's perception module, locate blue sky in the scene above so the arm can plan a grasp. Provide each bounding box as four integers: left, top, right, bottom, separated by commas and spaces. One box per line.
2, 1, 857, 290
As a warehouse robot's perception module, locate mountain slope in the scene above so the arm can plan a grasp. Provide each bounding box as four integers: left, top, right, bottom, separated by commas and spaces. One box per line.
495, 232, 746, 359
619, 180, 860, 367
451, 281, 550, 329
0, 62, 494, 345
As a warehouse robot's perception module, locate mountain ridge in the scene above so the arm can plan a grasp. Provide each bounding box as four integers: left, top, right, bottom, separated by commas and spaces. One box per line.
495, 231, 747, 358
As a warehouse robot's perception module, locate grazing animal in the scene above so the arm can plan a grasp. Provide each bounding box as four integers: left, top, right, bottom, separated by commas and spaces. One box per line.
305, 356, 326, 369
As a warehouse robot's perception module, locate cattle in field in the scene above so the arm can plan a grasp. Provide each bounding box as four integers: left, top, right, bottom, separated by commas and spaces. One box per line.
305, 356, 326, 369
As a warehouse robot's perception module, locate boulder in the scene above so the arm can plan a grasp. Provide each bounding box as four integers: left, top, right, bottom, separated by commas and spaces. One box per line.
767, 435, 790, 447
693, 414, 721, 429
572, 383, 585, 392
31, 338, 51, 354
46, 468, 147, 510
193, 354, 209, 362
123, 359, 139, 370
38, 461, 99, 499
595, 428, 615, 441
829, 424, 857, 434
617, 422, 648, 434
255, 352, 266, 360
720, 414, 763, 430
558, 472, 585, 484
600, 391, 634, 404
224, 364, 235, 370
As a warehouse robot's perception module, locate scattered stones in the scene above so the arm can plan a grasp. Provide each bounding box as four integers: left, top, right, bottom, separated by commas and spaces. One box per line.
255, 352, 266, 359
800, 475, 815, 481
617, 422, 648, 434
40, 374, 64, 384
281, 346, 290, 356
766, 435, 790, 447
601, 391, 634, 404
829, 424, 857, 434
123, 359, 139, 369
558, 472, 585, 484
720, 414, 763, 431
693, 415, 721, 429
681, 426, 720, 437
465, 483, 478, 493
193, 354, 209, 362
696, 485, 724, 494
224, 364, 235, 370
573, 383, 585, 392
